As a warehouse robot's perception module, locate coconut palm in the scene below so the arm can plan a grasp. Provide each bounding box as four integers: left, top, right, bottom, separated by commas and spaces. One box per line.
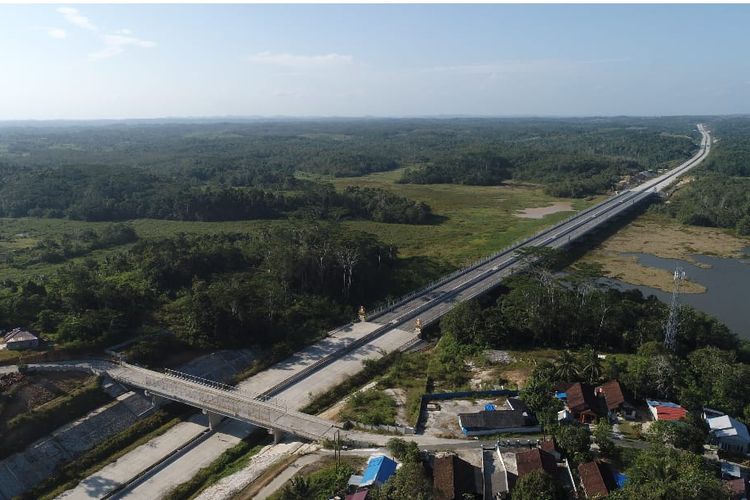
577, 348, 603, 384
553, 350, 579, 382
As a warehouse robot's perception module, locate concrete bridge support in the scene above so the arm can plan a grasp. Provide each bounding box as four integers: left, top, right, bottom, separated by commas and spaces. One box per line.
203, 409, 224, 430
270, 428, 284, 444
144, 390, 169, 408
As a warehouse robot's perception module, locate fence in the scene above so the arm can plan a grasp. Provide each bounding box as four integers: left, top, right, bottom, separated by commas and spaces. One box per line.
349, 422, 416, 435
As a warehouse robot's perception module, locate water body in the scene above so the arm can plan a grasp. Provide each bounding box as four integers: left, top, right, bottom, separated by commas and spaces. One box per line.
606, 250, 750, 339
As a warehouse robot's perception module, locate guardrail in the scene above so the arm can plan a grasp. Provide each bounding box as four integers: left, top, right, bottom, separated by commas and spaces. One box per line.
110, 362, 336, 438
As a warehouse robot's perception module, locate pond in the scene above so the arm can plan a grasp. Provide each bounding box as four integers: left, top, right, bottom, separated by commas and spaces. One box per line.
606, 250, 750, 339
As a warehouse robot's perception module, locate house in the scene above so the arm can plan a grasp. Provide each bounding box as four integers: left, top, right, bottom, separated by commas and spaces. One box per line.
578, 461, 619, 498
646, 400, 687, 421
359, 454, 398, 487
432, 452, 482, 500
539, 438, 561, 461
458, 398, 541, 436
515, 448, 558, 478
3, 328, 39, 350
706, 415, 750, 455
564, 383, 603, 424
345, 490, 369, 500
725, 478, 748, 500
595, 380, 636, 420
493, 443, 576, 498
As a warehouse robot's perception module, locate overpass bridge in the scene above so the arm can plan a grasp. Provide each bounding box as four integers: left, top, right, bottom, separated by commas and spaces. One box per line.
102, 361, 339, 442
105, 125, 710, 442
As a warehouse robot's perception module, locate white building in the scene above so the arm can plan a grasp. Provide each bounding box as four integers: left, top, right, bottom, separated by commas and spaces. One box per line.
707, 415, 750, 455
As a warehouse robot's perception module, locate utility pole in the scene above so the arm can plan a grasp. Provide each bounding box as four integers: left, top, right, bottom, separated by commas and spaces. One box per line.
664, 266, 686, 351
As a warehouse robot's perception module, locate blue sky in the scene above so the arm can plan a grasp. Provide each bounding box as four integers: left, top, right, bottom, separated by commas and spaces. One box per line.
1, 4, 749, 119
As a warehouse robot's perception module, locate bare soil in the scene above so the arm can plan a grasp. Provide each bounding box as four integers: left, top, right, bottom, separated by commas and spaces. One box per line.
515, 202, 575, 219
0, 372, 92, 421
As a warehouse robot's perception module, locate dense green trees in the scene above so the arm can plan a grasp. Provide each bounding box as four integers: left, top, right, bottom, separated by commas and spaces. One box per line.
0, 223, 400, 350
400, 151, 512, 186
397, 120, 698, 196
438, 258, 738, 355
0, 164, 431, 224
662, 174, 750, 234
659, 117, 750, 234
0, 118, 701, 225
610, 445, 726, 500
511, 470, 566, 500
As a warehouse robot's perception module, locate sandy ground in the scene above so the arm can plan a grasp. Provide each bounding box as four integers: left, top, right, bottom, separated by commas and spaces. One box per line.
515, 202, 575, 219
581, 213, 750, 293
193, 441, 309, 500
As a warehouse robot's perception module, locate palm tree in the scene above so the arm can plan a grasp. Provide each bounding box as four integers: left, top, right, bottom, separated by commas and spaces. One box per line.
553, 350, 579, 382
577, 348, 603, 384
280, 475, 312, 500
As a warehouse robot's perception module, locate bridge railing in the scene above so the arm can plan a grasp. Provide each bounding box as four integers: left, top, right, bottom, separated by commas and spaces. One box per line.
163, 368, 289, 411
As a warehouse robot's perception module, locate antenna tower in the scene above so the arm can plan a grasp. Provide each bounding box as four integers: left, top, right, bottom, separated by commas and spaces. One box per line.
664, 266, 686, 351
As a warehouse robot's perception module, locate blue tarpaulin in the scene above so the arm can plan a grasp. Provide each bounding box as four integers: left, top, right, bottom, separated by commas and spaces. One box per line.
614, 472, 628, 488
484, 404, 496, 411
554, 391, 567, 400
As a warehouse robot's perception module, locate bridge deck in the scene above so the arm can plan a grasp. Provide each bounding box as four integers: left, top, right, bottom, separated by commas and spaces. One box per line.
107, 363, 337, 440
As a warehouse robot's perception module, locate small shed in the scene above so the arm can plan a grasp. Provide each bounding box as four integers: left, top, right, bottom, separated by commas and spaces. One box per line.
360, 455, 398, 487
646, 400, 687, 421
3, 328, 39, 350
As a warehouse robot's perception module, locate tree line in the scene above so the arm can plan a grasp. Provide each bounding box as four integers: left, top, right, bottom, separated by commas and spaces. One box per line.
0, 165, 431, 224
659, 117, 750, 235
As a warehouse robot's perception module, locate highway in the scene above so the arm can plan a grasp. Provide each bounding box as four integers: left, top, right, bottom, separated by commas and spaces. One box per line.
260, 123, 711, 399
67, 124, 711, 499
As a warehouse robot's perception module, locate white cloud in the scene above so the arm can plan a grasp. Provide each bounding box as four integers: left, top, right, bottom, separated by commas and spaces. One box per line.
45, 27, 67, 39
53, 7, 155, 61
89, 33, 156, 61
57, 7, 97, 31
248, 51, 353, 68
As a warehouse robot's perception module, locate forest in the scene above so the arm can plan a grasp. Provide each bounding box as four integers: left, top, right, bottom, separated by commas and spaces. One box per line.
0, 116, 741, 357
0, 117, 701, 223
0, 223, 401, 350
660, 117, 750, 234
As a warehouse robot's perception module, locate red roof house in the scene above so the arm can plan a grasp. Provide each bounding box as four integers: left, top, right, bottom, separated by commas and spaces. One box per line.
647, 400, 687, 421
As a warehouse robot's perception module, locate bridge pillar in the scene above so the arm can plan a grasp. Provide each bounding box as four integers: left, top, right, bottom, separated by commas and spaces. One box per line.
203, 410, 223, 430
144, 390, 168, 408
269, 428, 285, 444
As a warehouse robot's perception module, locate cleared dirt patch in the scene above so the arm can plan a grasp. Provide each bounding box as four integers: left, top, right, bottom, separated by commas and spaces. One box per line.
0, 372, 92, 421
515, 202, 575, 219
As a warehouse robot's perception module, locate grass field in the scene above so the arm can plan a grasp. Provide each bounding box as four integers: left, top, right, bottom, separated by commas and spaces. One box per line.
1, 170, 599, 281
333, 168, 599, 266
